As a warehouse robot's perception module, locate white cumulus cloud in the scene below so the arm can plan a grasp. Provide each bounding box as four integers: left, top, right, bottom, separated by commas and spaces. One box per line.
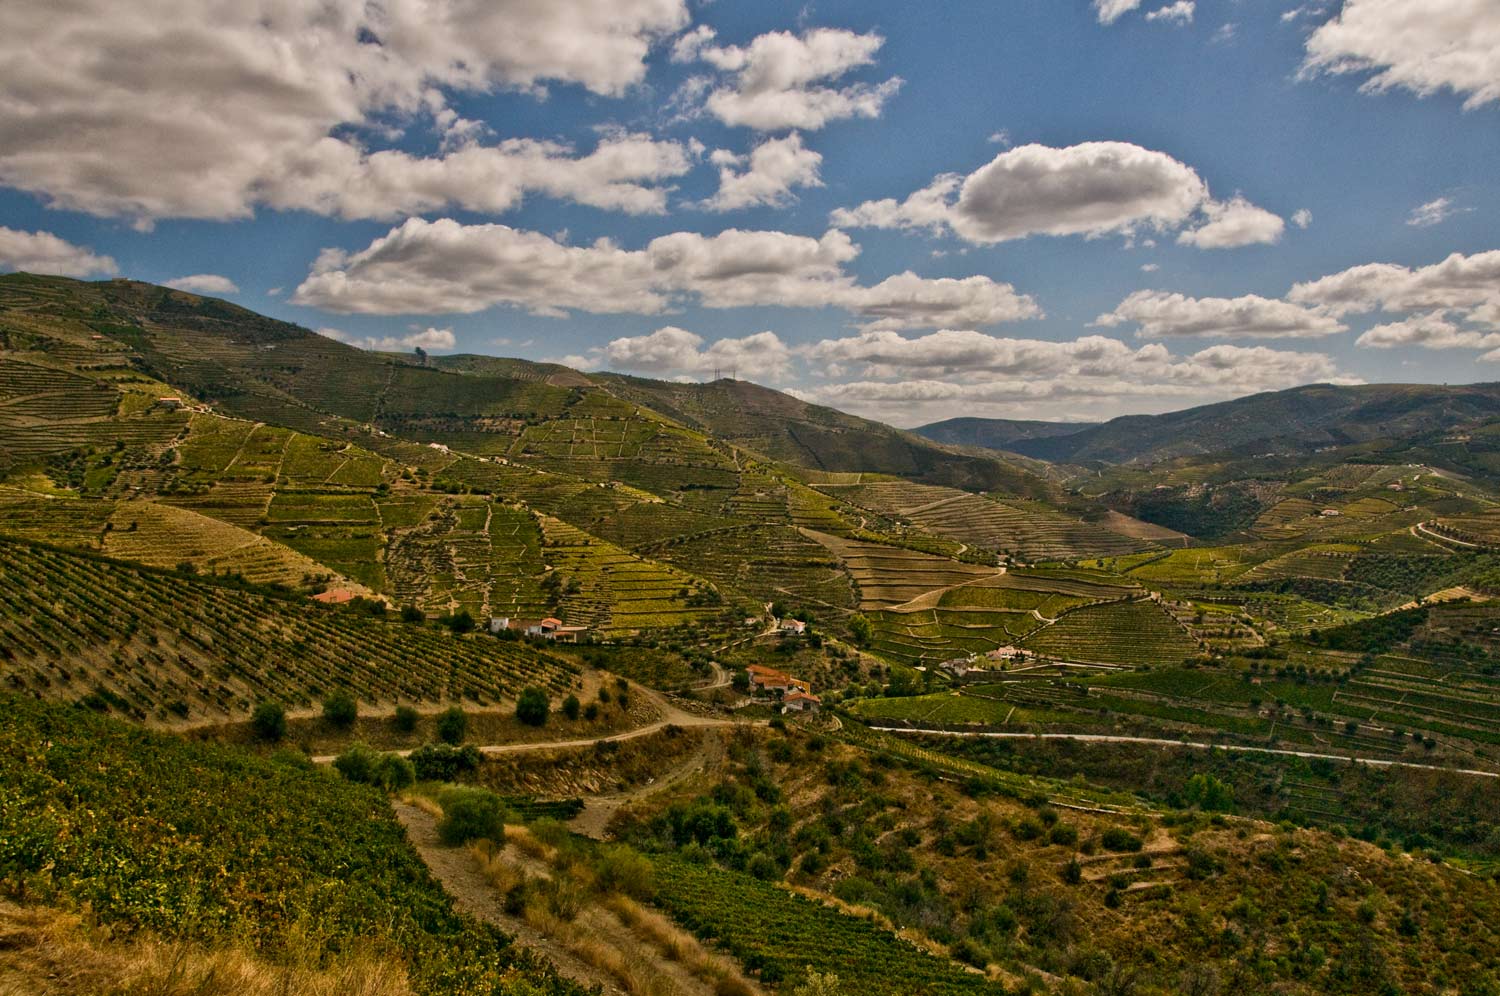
1356, 311, 1500, 350
795, 329, 1353, 423
603, 326, 793, 378
292, 217, 1040, 331
1288, 249, 1500, 317
1406, 196, 1465, 227
701, 133, 823, 212
1094, 290, 1347, 338
1302, 0, 1500, 109
164, 274, 240, 295
1177, 196, 1286, 249
0, 0, 690, 225
318, 325, 457, 352
832, 142, 1282, 248
0, 227, 118, 278
1145, 2, 1196, 24
671, 27, 902, 131
1094, 0, 1145, 25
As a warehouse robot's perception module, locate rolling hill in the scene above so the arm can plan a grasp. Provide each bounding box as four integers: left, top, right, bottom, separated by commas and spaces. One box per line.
914, 382, 1500, 466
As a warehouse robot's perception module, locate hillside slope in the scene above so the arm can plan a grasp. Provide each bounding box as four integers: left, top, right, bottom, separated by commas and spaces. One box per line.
594, 373, 1053, 496
914, 416, 1101, 450
915, 383, 1500, 466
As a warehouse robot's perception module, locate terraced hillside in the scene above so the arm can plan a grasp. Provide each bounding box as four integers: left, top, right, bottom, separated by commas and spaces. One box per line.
1020, 597, 1199, 666
385, 496, 551, 619
869, 568, 1145, 665
801, 528, 1000, 609
819, 479, 1154, 561
0, 487, 357, 589
0, 536, 580, 723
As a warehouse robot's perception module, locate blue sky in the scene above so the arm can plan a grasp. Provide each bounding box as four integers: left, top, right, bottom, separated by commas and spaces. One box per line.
1, 0, 1497, 425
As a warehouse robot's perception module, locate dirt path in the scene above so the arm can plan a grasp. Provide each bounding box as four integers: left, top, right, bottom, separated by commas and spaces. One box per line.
311, 689, 743, 764
868, 726, 1500, 778
1412, 521, 1481, 548
569, 727, 727, 839
395, 802, 729, 996
393, 801, 617, 993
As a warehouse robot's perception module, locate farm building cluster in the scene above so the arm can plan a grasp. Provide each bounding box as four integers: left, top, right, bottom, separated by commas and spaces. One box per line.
489, 616, 589, 643
747, 664, 821, 713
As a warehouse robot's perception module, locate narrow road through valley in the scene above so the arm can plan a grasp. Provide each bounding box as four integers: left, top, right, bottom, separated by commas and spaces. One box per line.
868, 726, 1500, 779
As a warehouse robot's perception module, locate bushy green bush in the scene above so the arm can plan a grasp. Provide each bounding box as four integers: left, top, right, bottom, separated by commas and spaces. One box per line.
516, 687, 550, 727
394, 705, 419, 733
251, 700, 286, 741
436, 706, 467, 745
594, 844, 655, 900
322, 691, 357, 729
1101, 827, 1144, 852
333, 743, 378, 783
437, 787, 506, 845
409, 742, 482, 782
335, 744, 417, 791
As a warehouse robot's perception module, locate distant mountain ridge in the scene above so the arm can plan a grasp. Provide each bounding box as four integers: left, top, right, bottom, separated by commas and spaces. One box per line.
914, 383, 1500, 466
915, 417, 1102, 451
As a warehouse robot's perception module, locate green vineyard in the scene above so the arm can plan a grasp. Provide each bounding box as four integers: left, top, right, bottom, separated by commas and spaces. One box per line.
0, 537, 580, 723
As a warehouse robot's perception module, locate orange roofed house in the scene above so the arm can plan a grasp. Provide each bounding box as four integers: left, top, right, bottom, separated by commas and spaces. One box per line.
311, 589, 357, 605
746, 664, 811, 697
782, 690, 822, 713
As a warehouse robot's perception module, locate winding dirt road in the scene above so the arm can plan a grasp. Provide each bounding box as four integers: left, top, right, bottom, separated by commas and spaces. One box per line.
868, 726, 1500, 779
311, 690, 739, 765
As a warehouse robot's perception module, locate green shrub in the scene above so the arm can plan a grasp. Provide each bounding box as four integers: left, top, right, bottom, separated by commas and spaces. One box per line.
1062, 858, 1083, 884
375, 752, 416, 790
951, 937, 988, 969
1014, 818, 1044, 841
747, 853, 781, 881
437, 787, 506, 845
1101, 827, 1144, 852
410, 742, 482, 781
333, 743, 378, 783
562, 694, 581, 720
436, 706, 467, 745
516, 687, 550, 727
595, 845, 655, 900
250, 700, 286, 741
322, 691, 358, 729
1049, 823, 1079, 846
394, 705, 419, 733
444, 610, 476, 633
334, 745, 416, 791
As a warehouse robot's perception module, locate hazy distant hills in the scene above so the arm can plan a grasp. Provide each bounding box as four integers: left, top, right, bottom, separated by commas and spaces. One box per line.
913, 417, 1102, 451
915, 383, 1500, 466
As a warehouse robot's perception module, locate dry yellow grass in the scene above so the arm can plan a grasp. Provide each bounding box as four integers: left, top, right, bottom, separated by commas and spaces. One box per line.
606, 895, 764, 995
467, 829, 759, 996
398, 788, 444, 818
0, 901, 410, 996
505, 823, 559, 863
